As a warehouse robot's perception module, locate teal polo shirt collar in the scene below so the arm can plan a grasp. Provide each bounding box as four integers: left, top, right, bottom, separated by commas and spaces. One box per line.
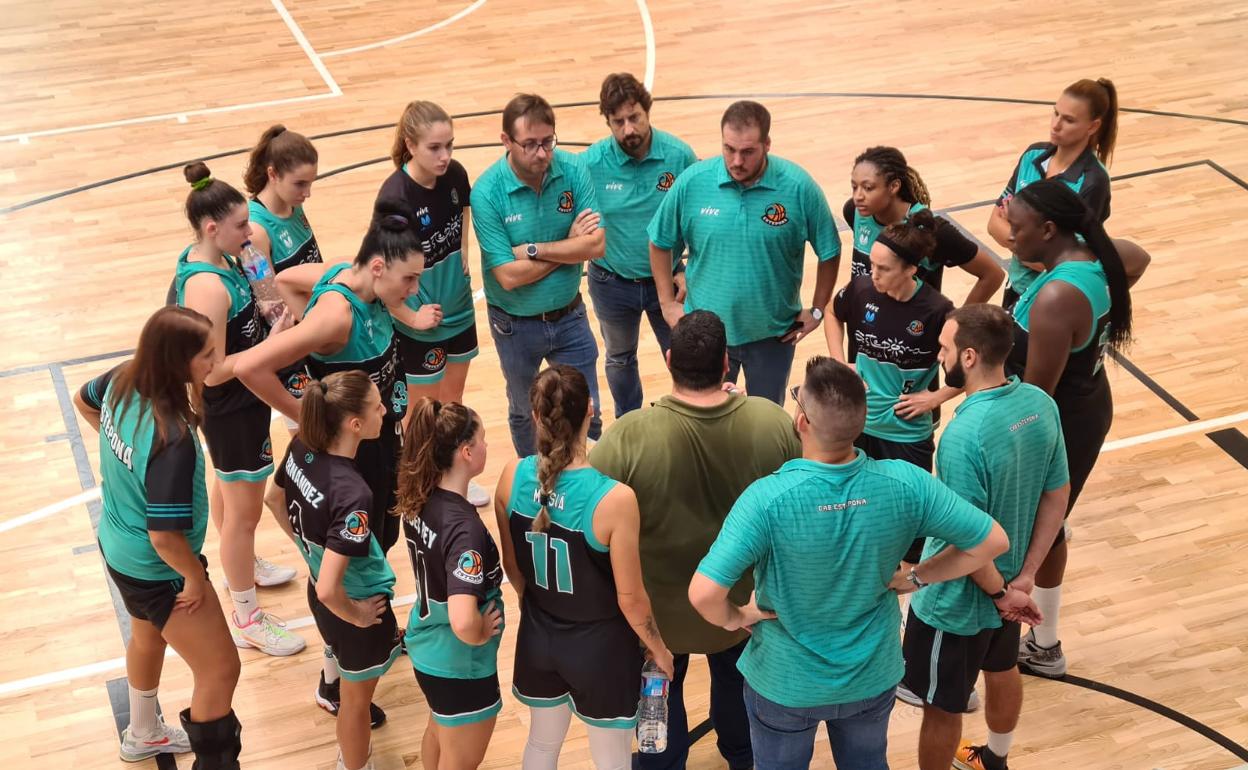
953, 375, 1022, 416
606, 130, 669, 167
499, 151, 569, 195
715, 156, 779, 191
781, 450, 869, 477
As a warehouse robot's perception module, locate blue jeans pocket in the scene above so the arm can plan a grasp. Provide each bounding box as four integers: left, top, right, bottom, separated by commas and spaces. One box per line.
748, 688, 809, 734
487, 307, 514, 337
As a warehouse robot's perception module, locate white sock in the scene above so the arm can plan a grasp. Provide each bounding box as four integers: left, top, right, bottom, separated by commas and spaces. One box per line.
230, 588, 258, 624
987, 730, 1014, 758
1032, 586, 1062, 648
323, 646, 340, 685
128, 685, 159, 739
522, 704, 572, 770
585, 725, 633, 770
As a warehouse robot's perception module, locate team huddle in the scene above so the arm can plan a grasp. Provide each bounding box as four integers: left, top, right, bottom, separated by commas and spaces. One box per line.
75, 71, 1148, 770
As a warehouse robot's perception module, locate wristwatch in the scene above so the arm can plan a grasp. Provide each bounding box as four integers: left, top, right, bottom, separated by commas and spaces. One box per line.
906, 567, 928, 590
810, 306, 824, 322
525, 242, 539, 259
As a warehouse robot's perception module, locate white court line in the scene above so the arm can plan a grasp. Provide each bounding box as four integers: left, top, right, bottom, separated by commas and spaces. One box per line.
1099, 410, 1248, 453
635, 0, 656, 90
0, 487, 101, 535
320, 0, 489, 58
268, 0, 341, 96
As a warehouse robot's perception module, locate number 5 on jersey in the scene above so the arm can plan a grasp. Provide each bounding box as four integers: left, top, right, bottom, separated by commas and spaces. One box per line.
525, 532, 574, 594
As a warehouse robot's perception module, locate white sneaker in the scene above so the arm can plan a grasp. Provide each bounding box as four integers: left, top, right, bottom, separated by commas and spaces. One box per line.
337, 751, 375, 770
467, 480, 491, 508
895, 684, 980, 712
119, 716, 191, 762
254, 556, 297, 586
232, 609, 307, 656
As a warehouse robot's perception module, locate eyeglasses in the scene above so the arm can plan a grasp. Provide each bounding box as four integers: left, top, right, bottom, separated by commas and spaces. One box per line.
510, 134, 557, 156
789, 385, 813, 424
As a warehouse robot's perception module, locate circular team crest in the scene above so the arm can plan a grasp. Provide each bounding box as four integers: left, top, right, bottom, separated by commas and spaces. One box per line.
761, 203, 789, 227
453, 550, 485, 584
260, 438, 273, 463
305, 452, 314, 463
285, 371, 312, 397
656, 171, 675, 191
557, 191, 574, 213
340, 511, 370, 543
423, 347, 447, 371
907, 320, 925, 336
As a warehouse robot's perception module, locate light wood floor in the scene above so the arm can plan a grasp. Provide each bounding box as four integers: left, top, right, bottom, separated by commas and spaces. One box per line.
1, 0, 1247, 768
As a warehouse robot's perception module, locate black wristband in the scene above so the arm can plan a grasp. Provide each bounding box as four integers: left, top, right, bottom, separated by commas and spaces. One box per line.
989, 586, 1008, 600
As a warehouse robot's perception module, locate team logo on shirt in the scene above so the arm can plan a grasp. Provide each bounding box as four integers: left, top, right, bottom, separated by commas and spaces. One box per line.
864, 302, 879, 324
260, 438, 273, 463
423, 347, 447, 371
285, 371, 312, 397
340, 511, 370, 543
761, 203, 789, 227
906, 320, 925, 336
450, 189, 460, 206
454, 550, 484, 584
656, 172, 675, 191
557, 191, 574, 213
279, 230, 295, 250
305, 452, 314, 463
417, 206, 432, 228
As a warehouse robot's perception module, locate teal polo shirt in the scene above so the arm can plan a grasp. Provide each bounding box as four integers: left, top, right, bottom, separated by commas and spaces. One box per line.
647, 155, 840, 346
696, 452, 993, 708
582, 127, 697, 279
912, 377, 1069, 636
471, 149, 603, 316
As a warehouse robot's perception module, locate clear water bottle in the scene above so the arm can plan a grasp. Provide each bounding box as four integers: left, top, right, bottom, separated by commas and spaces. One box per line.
637, 659, 669, 754
239, 241, 286, 325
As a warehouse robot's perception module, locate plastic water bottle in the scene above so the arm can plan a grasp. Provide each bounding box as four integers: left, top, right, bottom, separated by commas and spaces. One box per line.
637, 659, 669, 754
239, 241, 286, 325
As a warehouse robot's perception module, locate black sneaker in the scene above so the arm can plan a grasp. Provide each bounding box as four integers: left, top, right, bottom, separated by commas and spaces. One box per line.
315, 672, 387, 728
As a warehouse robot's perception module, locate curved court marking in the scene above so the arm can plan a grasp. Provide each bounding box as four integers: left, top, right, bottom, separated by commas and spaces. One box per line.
635, 0, 656, 89
320, 0, 489, 58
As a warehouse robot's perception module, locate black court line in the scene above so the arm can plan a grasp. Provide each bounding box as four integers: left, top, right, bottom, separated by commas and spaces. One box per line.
5, 90, 1247, 215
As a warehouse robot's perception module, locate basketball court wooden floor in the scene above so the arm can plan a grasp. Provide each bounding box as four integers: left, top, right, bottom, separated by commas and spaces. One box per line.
1, 0, 1246, 767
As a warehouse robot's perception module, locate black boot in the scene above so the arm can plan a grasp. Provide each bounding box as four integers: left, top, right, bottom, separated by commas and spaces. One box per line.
180, 708, 242, 770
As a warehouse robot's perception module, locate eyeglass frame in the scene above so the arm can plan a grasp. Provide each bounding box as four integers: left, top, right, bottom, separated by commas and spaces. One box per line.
508, 134, 558, 156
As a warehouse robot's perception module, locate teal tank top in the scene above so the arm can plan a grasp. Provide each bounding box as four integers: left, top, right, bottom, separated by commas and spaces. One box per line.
248, 199, 321, 271
1009, 260, 1112, 399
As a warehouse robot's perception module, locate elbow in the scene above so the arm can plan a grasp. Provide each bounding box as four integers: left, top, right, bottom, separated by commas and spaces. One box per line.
315, 581, 337, 606
450, 618, 479, 645
495, 271, 520, 292
587, 230, 606, 260
986, 525, 1010, 560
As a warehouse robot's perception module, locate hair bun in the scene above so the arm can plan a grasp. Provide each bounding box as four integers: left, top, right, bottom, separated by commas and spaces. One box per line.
183, 161, 212, 186
374, 196, 415, 232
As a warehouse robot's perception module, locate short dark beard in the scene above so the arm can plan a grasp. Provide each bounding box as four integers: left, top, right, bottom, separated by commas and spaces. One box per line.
943, 357, 967, 389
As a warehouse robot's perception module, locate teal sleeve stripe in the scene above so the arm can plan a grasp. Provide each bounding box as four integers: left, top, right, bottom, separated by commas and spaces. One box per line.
147, 504, 193, 511
146, 510, 192, 517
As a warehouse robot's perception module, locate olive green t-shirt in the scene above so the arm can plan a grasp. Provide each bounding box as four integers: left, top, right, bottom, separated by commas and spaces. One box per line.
589, 393, 801, 654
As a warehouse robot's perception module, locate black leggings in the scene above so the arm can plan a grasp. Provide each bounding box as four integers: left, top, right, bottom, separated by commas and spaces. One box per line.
1052, 373, 1113, 546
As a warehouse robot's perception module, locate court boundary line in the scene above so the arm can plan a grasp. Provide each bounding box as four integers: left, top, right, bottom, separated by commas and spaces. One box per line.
636, 0, 656, 90
268, 0, 341, 96
320, 0, 489, 58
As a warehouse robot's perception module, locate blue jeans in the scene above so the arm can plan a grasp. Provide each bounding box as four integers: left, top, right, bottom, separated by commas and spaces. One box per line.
726, 337, 797, 407
636, 640, 752, 770
586, 262, 673, 417
486, 300, 602, 455
743, 684, 894, 770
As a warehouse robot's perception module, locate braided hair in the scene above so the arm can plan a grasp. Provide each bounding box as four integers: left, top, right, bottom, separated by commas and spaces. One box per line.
1014, 179, 1132, 350
529, 365, 590, 533
853, 146, 931, 206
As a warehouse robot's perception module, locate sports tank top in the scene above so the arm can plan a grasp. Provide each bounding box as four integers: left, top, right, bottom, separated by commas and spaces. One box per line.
304, 263, 407, 422
174, 246, 265, 415
507, 457, 623, 623
248, 199, 321, 272
1008, 260, 1112, 402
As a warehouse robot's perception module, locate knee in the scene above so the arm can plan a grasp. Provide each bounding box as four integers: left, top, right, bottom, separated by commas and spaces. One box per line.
216, 649, 242, 688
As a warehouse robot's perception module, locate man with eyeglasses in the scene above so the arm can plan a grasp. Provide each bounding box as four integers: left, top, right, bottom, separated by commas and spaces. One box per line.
471, 93, 606, 454
588, 310, 799, 770
690, 356, 1008, 770
581, 72, 698, 417
648, 100, 841, 407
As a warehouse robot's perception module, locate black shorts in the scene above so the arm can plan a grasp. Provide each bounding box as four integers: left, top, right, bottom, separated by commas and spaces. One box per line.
307, 580, 401, 682
355, 420, 402, 552
512, 601, 643, 728
398, 325, 479, 387
107, 554, 210, 631
855, 433, 934, 562
200, 401, 274, 482
414, 669, 502, 726
902, 608, 1020, 714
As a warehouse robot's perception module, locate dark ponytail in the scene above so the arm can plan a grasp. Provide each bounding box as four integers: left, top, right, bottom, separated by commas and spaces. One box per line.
298, 370, 376, 454
1015, 179, 1132, 350
1063, 78, 1118, 166
356, 197, 424, 267
876, 208, 938, 267
853, 146, 931, 206
395, 398, 482, 519
244, 124, 319, 195
183, 162, 245, 235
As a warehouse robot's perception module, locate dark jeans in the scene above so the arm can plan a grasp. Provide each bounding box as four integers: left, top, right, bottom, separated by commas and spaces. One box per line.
637, 640, 752, 770
486, 300, 602, 456
743, 684, 894, 770
586, 261, 673, 417
726, 337, 797, 407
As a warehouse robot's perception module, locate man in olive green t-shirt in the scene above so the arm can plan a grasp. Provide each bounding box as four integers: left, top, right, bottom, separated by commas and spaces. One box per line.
590, 310, 799, 770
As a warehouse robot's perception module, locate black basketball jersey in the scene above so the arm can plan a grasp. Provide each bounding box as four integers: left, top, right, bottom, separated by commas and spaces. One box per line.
842, 199, 977, 293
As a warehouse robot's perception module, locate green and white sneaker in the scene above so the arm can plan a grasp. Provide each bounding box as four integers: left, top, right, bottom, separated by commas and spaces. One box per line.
232, 609, 306, 656
119, 716, 191, 762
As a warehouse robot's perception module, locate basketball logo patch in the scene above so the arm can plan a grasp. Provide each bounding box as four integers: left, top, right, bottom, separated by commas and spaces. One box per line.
761, 203, 789, 227
557, 191, 574, 213
260, 438, 273, 463
453, 550, 485, 584
450, 188, 460, 206
656, 172, 675, 191
907, 320, 925, 336
340, 511, 370, 543
422, 347, 447, 371
285, 371, 311, 398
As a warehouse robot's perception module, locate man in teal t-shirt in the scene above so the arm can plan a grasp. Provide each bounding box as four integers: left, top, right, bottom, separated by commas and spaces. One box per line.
582, 73, 698, 417
901, 304, 1069, 770
471, 93, 606, 455
648, 100, 841, 406
690, 356, 1007, 770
